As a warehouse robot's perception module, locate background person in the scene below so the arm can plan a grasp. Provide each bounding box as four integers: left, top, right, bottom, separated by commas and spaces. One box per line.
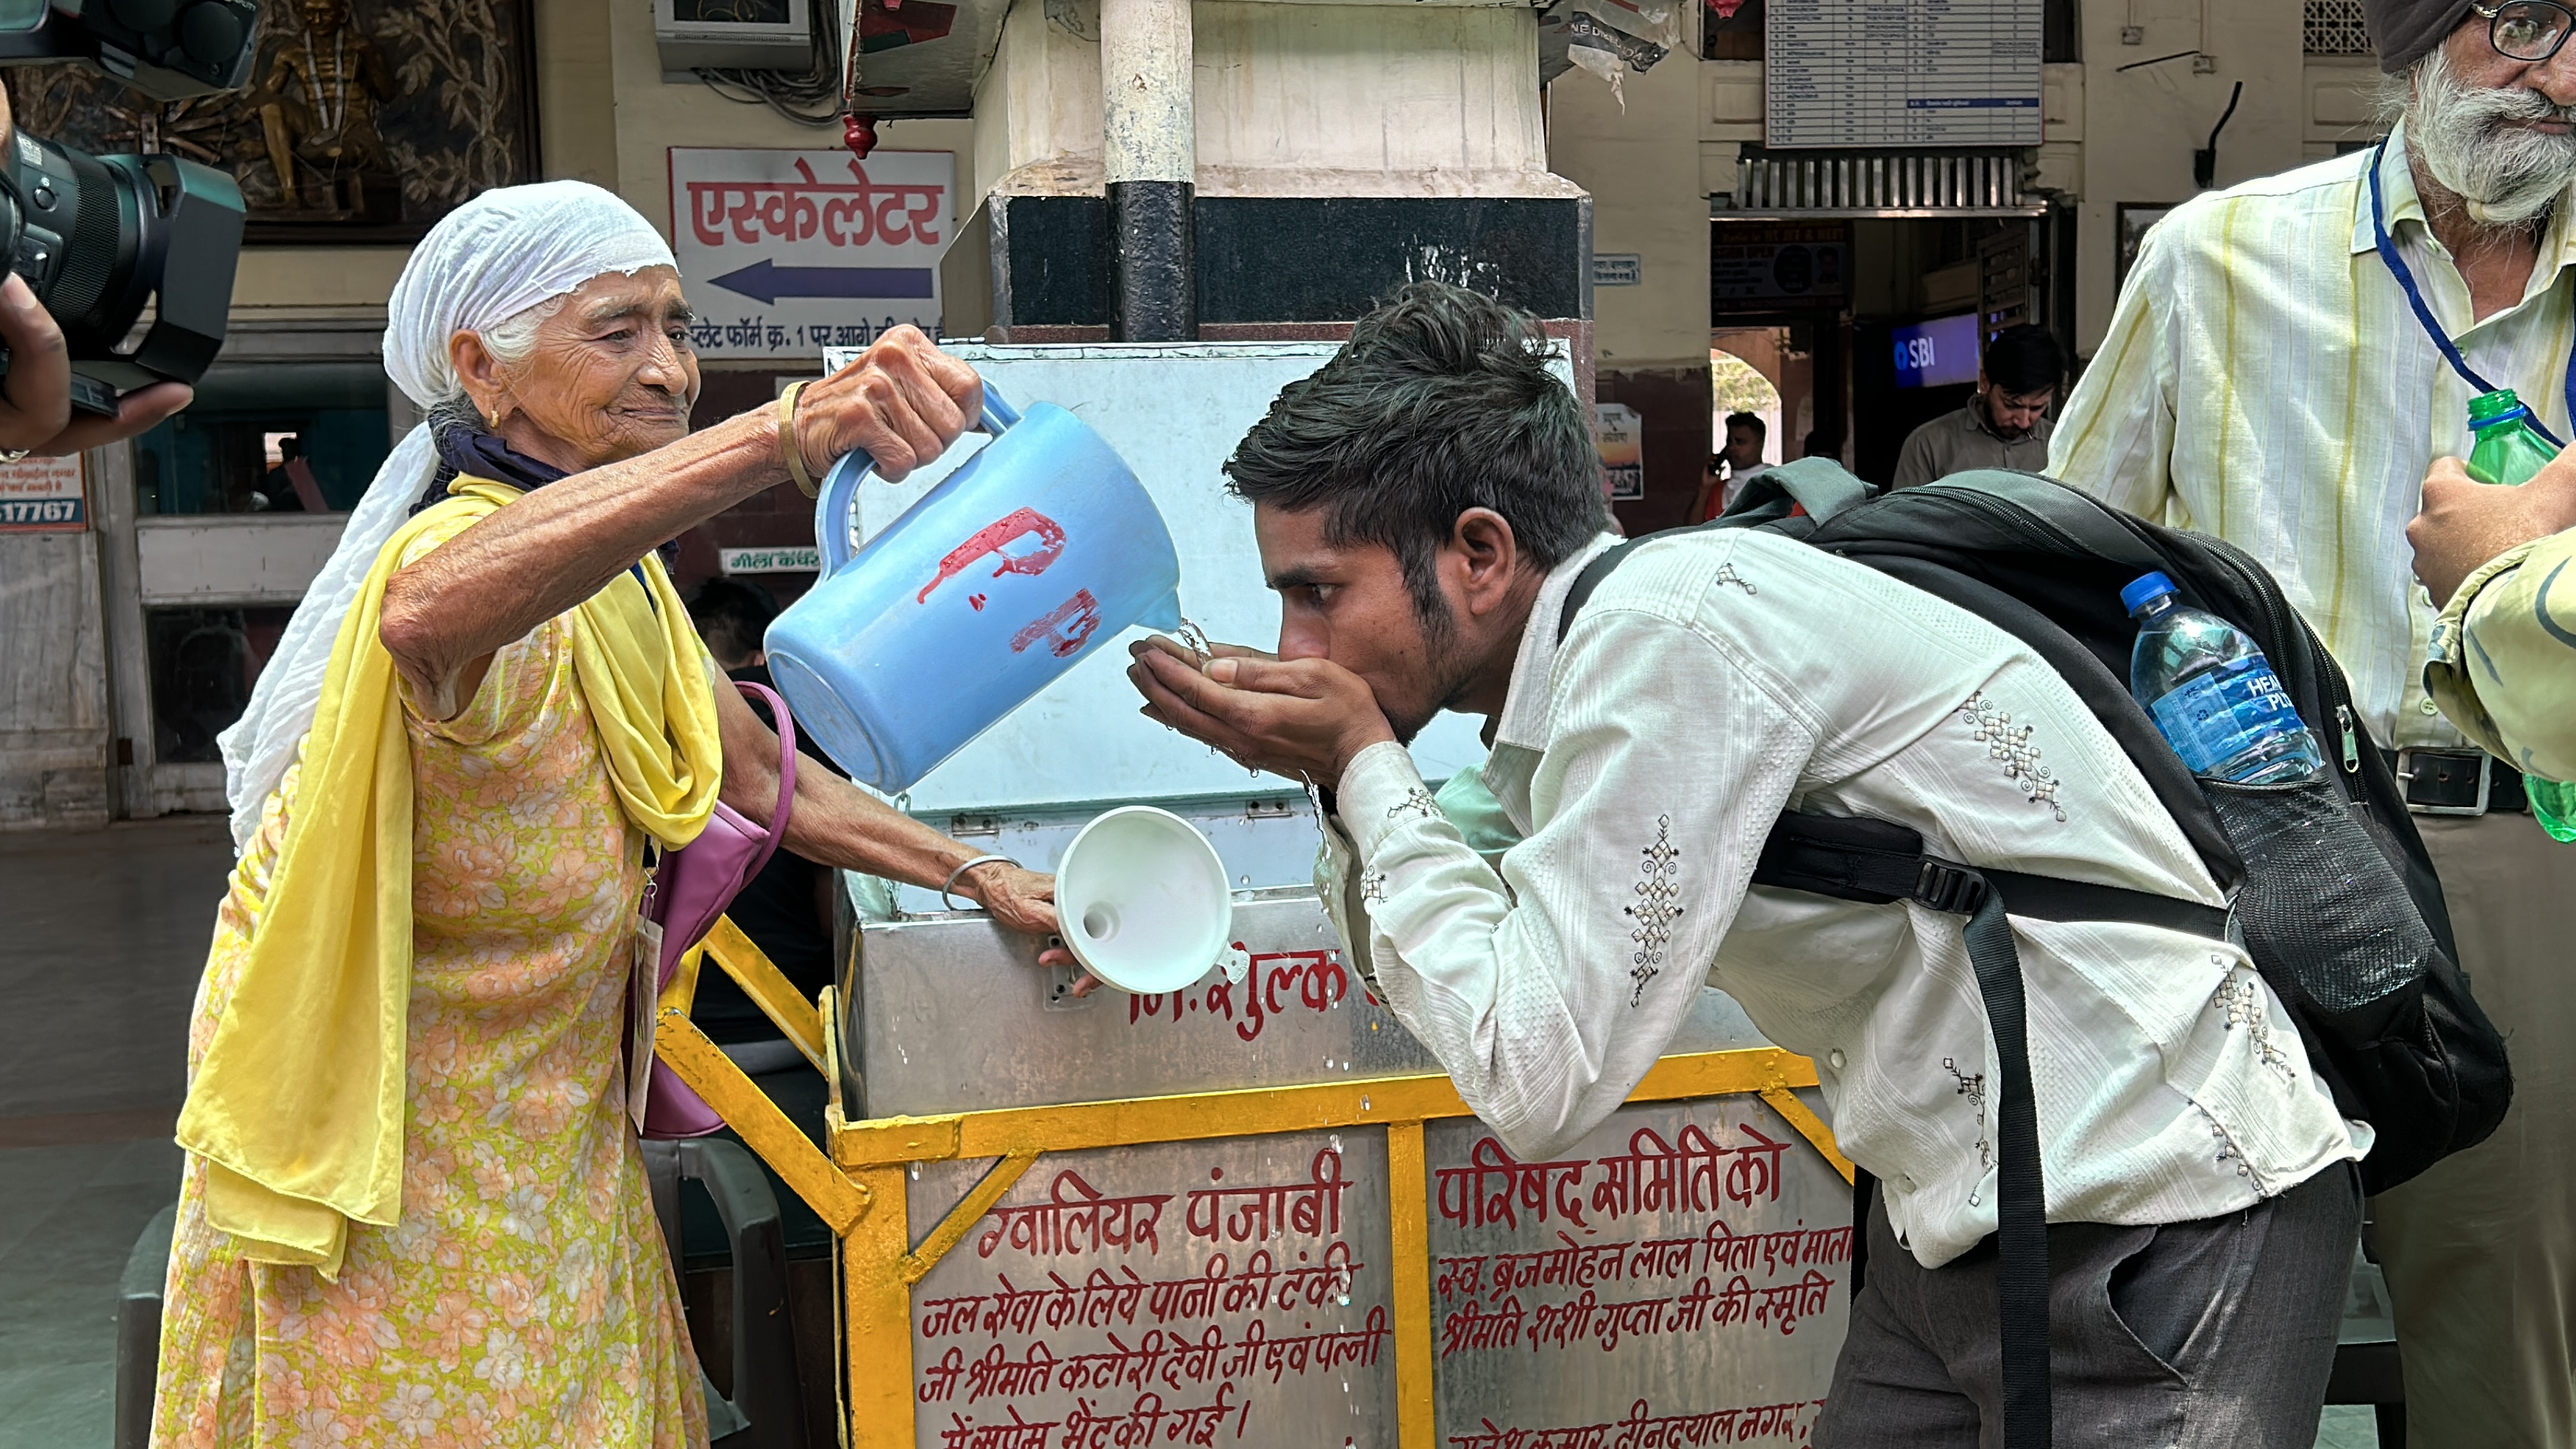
1691, 411, 1770, 522
159, 181, 1060, 1449
1129, 282, 2365, 1445
2048, 2, 2576, 1439
2413, 449, 2576, 791
1890, 323, 2060, 489
253, 436, 328, 513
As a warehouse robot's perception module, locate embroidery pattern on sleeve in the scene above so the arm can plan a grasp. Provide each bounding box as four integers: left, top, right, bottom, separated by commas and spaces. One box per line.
1359, 866, 1388, 905
1387, 785, 1441, 825
1715, 562, 1758, 595
1944, 1056, 1995, 1174
2209, 959, 2297, 1083
1958, 690, 2068, 822
1623, 815, 1685, 1006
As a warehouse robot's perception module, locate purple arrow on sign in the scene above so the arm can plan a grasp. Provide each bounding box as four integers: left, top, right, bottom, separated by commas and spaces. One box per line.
706, 258, 936, 304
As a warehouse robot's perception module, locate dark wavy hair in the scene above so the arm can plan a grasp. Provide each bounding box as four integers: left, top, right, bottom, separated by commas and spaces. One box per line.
1221, 282, 1605, 626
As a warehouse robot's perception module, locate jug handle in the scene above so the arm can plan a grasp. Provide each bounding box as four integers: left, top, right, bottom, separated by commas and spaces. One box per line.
814, 379, 1025, 579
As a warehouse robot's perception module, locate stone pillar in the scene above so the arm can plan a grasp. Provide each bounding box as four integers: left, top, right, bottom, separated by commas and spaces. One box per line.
941, 0, 1589, 363
1100, 0, 1195, 341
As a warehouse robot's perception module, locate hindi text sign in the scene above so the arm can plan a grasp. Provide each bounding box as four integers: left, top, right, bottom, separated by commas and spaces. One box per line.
670, 146, 952, 361
908, 1130, 1398, 1447
1428, 1096, 1849, 1443
0, 453, 85, 531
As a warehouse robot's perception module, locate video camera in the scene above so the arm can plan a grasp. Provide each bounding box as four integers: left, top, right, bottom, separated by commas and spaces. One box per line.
0, 0, 258, 417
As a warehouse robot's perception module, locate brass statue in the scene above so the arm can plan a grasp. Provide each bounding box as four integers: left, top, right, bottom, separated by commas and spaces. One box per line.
252, 0, 397, 214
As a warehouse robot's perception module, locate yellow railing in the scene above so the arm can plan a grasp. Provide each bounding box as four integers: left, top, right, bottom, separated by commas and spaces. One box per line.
655, 919, 1852, 1448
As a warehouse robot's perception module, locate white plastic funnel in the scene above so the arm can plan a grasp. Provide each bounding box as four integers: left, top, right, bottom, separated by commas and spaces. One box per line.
1055, 805, 1233, 995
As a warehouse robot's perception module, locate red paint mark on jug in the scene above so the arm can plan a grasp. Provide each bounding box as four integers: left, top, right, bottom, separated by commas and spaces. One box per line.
918, 507, 1067, 604
1010, 589, 1103, 658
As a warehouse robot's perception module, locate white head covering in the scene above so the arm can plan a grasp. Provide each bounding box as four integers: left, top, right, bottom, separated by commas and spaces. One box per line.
217, 181, 677, 850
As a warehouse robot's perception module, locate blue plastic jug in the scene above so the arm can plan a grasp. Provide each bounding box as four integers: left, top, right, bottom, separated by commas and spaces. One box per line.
764, 381, 1183, 794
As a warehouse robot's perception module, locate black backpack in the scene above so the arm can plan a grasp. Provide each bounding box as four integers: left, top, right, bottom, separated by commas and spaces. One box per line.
1561, 461, 2509, 1449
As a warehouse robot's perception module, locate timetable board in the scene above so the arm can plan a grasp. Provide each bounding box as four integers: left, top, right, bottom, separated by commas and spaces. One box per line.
1765, 0, 2043, 150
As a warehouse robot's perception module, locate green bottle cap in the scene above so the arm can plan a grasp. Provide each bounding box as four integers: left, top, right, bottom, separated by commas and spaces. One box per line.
2469, 389, 2529, 427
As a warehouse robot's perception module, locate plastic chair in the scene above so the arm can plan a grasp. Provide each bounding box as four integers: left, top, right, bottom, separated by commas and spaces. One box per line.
643, 1137, 807, 1449
113, 1203, 178, 1449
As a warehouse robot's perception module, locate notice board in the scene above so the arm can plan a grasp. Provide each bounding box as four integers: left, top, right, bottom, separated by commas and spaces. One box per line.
1764, 0, 2043, 149
0, 453, 84, 531
669, 146, 952, 361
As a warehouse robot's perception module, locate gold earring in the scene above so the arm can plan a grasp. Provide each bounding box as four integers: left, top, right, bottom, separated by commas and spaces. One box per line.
487, 408, 503, 430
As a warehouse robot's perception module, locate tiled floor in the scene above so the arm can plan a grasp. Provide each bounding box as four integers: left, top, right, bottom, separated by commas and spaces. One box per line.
0, 816, 2392, 1447
2315, 1405, 2385, 1447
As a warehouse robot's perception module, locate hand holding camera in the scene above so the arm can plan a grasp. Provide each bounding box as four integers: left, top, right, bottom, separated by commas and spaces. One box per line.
0, 0, 255, 455
0, 58, 192, 455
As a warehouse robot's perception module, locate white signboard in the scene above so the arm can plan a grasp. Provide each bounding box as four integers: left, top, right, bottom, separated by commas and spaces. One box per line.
0, 452, 83, 531
719, 544, 821, 575
1592, 253, 1642, 288
670, 146, 953, 361
1765, 0, 2042, 149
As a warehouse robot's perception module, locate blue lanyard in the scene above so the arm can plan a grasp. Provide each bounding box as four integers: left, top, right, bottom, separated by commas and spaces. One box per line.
2369, 137, 2575, 449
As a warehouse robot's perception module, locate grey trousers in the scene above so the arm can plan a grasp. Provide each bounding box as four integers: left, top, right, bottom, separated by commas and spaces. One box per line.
1813, 1164, 2360, 1449
2374, 812, 2576, 1448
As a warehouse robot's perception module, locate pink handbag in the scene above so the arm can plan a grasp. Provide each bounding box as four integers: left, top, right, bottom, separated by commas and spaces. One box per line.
641, 679, 798, 1139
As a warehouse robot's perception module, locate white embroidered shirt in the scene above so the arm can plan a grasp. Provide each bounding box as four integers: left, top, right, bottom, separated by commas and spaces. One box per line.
1318, 528, 2363, 1270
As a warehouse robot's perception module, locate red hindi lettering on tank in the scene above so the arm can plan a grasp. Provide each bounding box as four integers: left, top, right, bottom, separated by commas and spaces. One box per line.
918, 506, 1069, 604
1011, 590, 1104, 659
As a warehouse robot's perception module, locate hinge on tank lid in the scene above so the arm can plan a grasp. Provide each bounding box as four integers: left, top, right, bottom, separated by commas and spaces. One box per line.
1244, 798, 1296, 820
947, 813, 1002, 839
2337, 705, 2362, 774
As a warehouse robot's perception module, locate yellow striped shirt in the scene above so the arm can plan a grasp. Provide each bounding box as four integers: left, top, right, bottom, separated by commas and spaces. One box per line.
2049, 127, 2576, 748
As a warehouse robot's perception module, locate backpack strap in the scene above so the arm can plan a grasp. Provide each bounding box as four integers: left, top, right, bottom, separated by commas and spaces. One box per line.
1560, 462, 1882, 643
1737, 456, 1874, 522
1753, 812, 2225, 1449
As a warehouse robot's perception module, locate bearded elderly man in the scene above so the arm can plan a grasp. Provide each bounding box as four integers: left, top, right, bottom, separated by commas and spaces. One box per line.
2050, 2, 2576, 1442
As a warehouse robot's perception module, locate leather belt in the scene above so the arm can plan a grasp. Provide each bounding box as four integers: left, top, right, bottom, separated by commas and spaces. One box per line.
2384, 747, 2528, 816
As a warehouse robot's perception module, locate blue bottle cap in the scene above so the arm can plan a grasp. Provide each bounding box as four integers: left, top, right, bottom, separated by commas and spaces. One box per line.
2121, 572, 2179, 615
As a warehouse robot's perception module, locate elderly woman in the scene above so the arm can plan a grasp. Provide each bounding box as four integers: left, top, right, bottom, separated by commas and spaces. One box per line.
154, 182, 1048, 1448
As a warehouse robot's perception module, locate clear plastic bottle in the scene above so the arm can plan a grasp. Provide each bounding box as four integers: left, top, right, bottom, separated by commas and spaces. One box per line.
2122, 572, 2328, 785
2455, 389, 2576, 840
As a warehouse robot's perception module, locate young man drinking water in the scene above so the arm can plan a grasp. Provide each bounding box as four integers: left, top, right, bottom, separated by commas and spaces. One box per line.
1126, 282, 2367, 1445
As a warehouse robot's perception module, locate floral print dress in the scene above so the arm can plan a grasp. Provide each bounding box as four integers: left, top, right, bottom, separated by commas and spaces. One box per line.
153, 519, 709, 1449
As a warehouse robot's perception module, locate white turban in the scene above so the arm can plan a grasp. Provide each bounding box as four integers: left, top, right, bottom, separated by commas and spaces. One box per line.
217, 181, 677, 850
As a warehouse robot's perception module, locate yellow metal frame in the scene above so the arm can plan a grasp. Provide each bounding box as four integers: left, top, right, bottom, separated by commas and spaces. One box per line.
659, 921, 1849, 1448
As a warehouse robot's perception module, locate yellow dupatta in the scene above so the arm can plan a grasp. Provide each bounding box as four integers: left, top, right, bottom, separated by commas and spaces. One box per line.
174, 479, 723, 1278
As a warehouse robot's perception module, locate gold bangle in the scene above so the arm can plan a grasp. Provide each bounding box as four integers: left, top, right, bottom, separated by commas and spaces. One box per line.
778, 379, 817, 497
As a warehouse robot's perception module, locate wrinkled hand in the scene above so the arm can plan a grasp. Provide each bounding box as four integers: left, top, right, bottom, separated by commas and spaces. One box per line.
959, 862, 1065, 945
954, 861, 1097, 993
794, 324, 983, 482
1126, 635, 1396, 789
2409, 454, 2576, 605
0, 89, 190, 456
